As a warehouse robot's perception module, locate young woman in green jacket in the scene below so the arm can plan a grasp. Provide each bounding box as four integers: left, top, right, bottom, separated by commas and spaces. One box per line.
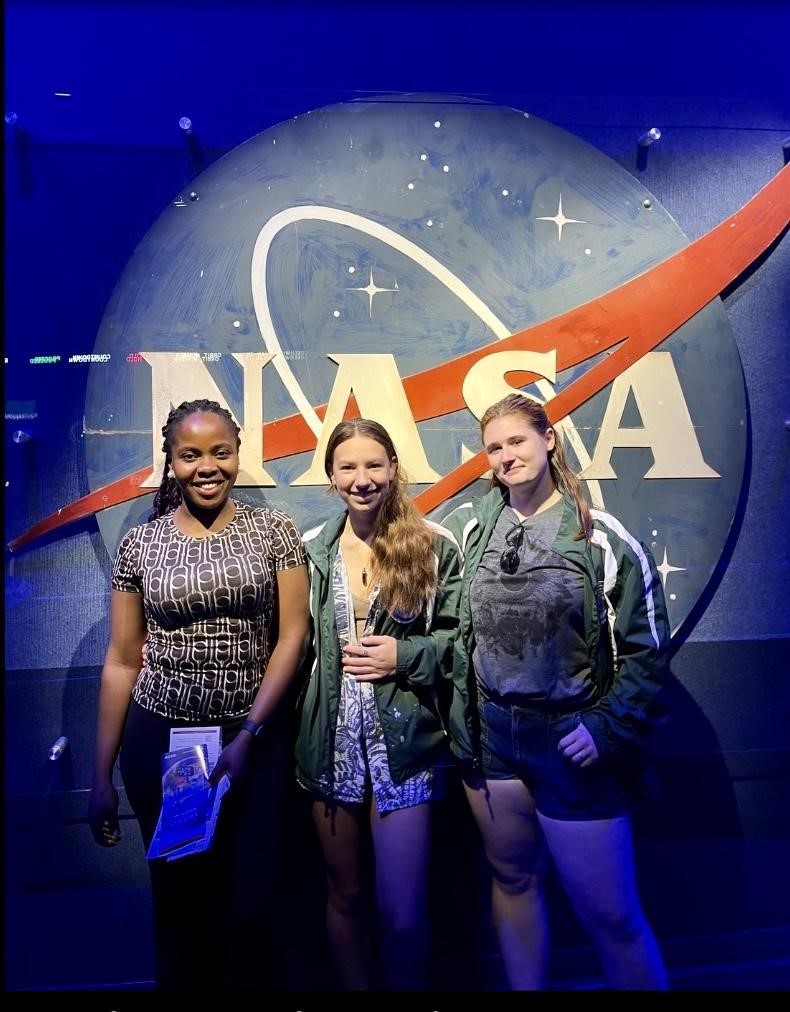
295, 418, 462, 990
442, 393, 669, 991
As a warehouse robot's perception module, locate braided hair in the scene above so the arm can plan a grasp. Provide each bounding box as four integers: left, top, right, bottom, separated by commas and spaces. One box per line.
149, 399, 241, 520
479, 393, 593, 541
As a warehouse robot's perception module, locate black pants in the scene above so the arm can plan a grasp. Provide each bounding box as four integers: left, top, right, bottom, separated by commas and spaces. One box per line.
119, 700, 290, 991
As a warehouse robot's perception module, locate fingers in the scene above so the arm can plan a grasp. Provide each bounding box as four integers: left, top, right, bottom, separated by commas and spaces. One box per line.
209, 764, 233, 787
342, 663, 376, 678
341, 643, 396, 681
343, 644, 369, 657
557, 724, 599, 766
341, 656, 380, 680
341, 646, 372, 670
564, 746, 594, 765
560, 742, 598, 765
92, 818, 121, 847
102, 818, 121, 843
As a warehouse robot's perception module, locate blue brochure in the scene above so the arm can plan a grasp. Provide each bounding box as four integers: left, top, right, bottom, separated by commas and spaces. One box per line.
146, 744, 229, 861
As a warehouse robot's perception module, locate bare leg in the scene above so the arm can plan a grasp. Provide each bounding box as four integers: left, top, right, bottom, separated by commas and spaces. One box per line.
312, 799, 373, 990
539, 812, 668, 990
370, 798, 431, 990
463, 774, 550, 990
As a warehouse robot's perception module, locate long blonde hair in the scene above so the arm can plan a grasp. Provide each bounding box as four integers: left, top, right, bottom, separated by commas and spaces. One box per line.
480, 394, 592, 541
324, 419, 436, 615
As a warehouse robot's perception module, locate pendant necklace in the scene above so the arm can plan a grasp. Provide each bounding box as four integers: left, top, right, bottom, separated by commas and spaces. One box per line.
342, 530, 372, 590
358, 543, 370, 587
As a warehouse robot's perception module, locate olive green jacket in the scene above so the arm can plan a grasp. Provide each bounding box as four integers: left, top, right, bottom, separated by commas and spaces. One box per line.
294, 511, 462, 794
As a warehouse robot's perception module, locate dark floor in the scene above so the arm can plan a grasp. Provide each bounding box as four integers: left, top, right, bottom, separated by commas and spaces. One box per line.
484, 954, 790, 992
7, 955, 790, 994
543, 957, 790, 992
7, 780, 789, 995
664, 957, 790, 991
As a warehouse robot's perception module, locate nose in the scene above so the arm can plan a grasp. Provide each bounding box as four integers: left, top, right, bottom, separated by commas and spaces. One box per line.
353, 468, 372, 488
197, 456, 219, 473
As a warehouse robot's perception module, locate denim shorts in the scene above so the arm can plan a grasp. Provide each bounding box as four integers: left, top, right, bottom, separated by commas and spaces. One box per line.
478, 695, 631, 821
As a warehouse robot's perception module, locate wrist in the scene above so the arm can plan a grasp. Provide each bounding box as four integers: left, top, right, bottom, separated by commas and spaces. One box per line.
239, 718, 264, 738
92, 768, 115, 788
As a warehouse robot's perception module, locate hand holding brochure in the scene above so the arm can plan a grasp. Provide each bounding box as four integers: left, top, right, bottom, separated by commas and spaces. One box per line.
146, 744, 230, 861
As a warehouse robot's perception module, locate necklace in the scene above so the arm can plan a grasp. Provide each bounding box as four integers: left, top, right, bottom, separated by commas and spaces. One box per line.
355, 542, 371, 588
342, 534, 372, 589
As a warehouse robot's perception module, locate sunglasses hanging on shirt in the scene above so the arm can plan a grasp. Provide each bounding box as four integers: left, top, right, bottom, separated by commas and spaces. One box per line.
500, 520, 530, 575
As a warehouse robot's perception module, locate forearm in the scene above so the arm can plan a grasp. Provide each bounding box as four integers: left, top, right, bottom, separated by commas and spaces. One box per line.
586, 542, 669, 752
247, 630, 310, 725
398, 600, 464, 684
585, 638, 668, 753
92, 665, 138, 783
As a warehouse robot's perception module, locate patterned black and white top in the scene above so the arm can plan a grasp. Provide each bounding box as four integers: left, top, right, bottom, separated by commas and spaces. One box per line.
112, 501, 306, 721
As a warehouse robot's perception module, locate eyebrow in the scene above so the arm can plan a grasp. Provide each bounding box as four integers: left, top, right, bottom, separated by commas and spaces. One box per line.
485, 433, 527, 449
177, 441, 234, 451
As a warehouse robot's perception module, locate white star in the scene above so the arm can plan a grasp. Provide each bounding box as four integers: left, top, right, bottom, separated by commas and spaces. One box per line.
536, 193, 587, 241
657, 547, 686, 589
348, 268, 399, 318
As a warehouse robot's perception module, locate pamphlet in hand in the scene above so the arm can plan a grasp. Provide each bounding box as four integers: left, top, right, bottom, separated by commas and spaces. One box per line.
146, 743, 230, 862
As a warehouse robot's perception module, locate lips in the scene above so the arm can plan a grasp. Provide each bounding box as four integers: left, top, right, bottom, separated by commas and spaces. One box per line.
192, 480, 224, 496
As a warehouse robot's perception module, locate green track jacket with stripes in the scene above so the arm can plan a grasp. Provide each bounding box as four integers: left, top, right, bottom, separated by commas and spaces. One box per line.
441, 487, 670, 771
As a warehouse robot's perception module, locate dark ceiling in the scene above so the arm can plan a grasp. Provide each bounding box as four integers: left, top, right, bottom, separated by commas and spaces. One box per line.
6, 1, 789, 154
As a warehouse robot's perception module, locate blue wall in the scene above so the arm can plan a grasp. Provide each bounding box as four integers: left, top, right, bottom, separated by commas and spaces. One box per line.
4, 0, 790, 991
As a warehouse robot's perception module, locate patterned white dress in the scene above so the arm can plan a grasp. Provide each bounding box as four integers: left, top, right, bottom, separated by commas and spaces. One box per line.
330, 547, 434, 814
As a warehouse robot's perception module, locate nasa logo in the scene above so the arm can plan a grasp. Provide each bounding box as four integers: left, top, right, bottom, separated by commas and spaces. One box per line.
67, 98, 770, 632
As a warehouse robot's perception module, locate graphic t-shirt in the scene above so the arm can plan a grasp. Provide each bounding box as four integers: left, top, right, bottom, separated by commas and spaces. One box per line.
470, 501, 596, 706
112, 501, 305, 720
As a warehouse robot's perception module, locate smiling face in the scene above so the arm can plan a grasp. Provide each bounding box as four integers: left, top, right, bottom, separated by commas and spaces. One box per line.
169, 411, 240, 513
482, 412, 556, 496
329, 434, 397, 521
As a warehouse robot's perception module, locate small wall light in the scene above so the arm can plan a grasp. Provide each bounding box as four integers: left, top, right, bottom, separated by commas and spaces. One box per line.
636, 128, 662, 171
178, 115, 203, 177
638, 127, 662, 147
6, 112, 32, 196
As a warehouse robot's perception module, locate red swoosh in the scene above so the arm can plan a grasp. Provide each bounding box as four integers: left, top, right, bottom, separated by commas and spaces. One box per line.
8, 165, 789, 552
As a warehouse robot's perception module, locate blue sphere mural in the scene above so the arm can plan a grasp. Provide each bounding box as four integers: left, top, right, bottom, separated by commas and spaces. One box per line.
85, 95, 747, 634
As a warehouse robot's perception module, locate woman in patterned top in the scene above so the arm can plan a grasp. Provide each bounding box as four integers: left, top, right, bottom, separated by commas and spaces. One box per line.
87, 398, 310, 991
295, 419, 462, 990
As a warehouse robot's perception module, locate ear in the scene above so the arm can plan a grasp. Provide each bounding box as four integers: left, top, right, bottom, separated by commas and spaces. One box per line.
167, 467, 175, 479
545, 427, 556, 452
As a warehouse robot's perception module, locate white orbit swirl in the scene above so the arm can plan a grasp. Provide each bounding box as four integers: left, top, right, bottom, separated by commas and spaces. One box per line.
250, 205, 603, 507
